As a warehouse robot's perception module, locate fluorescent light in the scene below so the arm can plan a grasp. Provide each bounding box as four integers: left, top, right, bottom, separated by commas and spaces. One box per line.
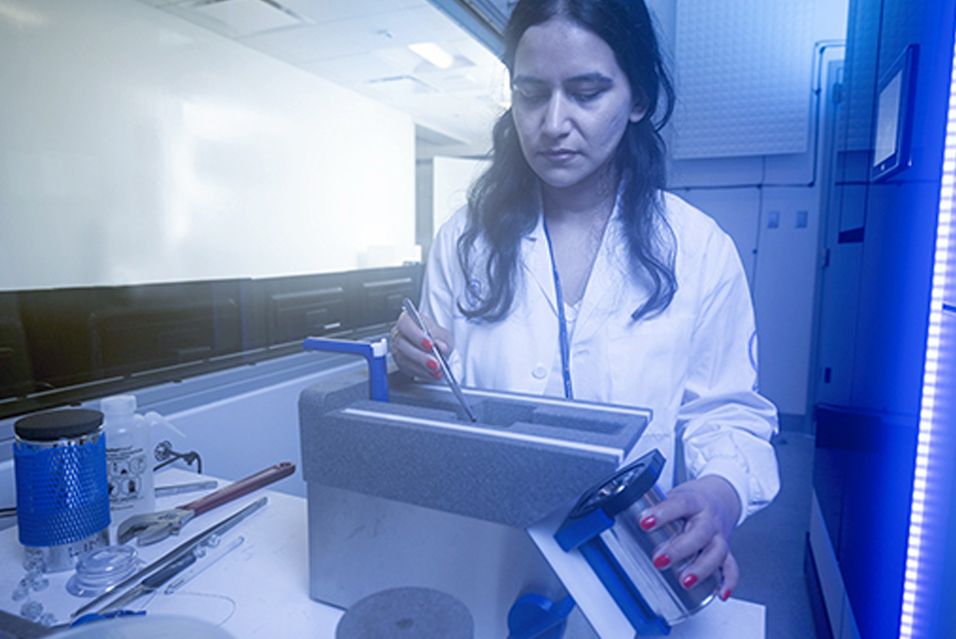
408, 42, 454, 70
899, 27, 956, 639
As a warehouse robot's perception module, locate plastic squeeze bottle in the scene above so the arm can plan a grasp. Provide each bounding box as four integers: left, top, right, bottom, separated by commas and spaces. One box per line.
100, 395, 154, 519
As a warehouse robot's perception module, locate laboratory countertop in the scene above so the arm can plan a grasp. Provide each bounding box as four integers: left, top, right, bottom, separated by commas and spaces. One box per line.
0, 469, 764, 638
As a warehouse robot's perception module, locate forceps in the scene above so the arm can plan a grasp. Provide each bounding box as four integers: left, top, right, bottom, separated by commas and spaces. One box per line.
401, 298, 477, 422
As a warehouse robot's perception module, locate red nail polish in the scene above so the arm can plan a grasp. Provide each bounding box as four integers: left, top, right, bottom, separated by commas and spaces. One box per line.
421, 338, 433, 351
426, 359, 439, 372
720, 589, 732, 601
682, 574, 698, 589
653, 554, 671, 569
640, 516, 656, 531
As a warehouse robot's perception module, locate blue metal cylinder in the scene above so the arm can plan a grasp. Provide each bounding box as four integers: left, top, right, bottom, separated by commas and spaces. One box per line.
14, 409, 111, 571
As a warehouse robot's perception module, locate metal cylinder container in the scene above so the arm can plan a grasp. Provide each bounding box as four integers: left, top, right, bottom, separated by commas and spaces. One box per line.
567, 450, 719, 627
14, 409, 111, 572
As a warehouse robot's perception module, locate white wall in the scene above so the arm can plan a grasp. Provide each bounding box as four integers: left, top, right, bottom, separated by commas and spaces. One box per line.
0, 0, 417, 291
432, 156, 491, 234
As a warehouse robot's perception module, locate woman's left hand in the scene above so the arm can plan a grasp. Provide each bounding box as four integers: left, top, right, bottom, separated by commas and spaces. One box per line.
637, 475, 741, 601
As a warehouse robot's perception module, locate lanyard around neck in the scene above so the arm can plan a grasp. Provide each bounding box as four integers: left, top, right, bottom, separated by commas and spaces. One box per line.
541, 221, 574, 400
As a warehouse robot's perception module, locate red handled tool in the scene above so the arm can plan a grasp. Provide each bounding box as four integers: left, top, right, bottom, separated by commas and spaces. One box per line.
117, 462, 294, 546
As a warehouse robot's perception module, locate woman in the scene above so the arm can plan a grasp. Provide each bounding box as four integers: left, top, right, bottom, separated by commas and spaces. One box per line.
392, 0, 779, 602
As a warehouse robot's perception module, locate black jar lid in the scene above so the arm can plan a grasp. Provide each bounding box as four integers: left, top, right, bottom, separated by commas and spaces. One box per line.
14, 409, 104, 441
569, 449, 665, 519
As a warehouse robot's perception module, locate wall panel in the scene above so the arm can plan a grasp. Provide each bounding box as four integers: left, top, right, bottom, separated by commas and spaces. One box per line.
0, 0, 417, 291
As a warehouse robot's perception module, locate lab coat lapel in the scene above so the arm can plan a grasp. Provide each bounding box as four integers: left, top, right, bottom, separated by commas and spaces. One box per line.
574, 205, 628, 343
520, 211, 560, 319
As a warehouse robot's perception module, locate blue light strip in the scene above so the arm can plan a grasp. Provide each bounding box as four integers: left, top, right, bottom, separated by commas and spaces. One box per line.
898, 28, 956, 639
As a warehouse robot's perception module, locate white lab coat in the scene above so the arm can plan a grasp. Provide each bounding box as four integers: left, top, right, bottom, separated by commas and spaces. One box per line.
421, 191, 780, 523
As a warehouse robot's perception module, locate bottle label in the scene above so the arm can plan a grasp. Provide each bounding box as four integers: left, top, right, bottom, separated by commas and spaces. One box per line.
106, 446, 149, 510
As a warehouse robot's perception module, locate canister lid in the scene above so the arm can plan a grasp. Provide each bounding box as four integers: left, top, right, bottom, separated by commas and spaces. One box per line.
569, 449, 665, 519
14, 409, 104, 441
100, 395, 137, 417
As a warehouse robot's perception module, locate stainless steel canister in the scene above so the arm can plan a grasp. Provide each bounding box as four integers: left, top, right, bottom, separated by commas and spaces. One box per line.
14, 409, 111, 572
568, 450, 719, 626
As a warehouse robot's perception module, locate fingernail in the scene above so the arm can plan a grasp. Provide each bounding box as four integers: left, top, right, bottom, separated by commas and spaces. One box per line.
639, 516, 656, 531
426, 359, 439, 372
720, 589, 731, 601
421, 338, 433, 351
682, 574, 698, 589
653, 554, 671, 569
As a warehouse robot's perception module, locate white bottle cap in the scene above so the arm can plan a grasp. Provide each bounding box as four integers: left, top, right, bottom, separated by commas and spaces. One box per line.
100, 395, 137, 417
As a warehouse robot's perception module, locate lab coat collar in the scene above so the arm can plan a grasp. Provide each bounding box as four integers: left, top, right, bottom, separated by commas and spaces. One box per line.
521, 194, 559, 318
576, 196, 629, 342
519, 182, 627, 329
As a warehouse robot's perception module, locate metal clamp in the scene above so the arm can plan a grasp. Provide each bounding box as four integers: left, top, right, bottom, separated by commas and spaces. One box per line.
153, 440, 203, 474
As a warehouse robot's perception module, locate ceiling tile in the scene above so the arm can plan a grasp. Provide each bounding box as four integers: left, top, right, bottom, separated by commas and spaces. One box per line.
240, 5, 469, 64
277, 0, 424, 23
193, 0, 303, 37
302, 51, 406, 85
134, 0, 505, 155
241, 7, 460, 64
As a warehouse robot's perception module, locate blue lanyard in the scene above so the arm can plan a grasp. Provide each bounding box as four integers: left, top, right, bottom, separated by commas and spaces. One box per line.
542, 221, 574, 400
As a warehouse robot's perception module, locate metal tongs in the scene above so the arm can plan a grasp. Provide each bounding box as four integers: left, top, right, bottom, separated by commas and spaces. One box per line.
117, 462, 295, 546
401, 298, 477, 422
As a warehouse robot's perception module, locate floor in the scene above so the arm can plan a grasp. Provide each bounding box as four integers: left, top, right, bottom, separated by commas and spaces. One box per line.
731, 430, 818, 639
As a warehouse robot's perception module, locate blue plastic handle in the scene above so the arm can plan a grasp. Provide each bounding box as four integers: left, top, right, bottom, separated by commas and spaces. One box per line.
303, 337, 389, 402
507, 593, 574, 639
71, 610, 147, 627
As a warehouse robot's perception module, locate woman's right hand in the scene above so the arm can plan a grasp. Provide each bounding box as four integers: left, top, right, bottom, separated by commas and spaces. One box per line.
389, 311, 454, 381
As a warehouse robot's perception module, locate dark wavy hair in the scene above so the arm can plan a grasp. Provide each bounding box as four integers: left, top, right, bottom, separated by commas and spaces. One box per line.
456, 0, 677, 322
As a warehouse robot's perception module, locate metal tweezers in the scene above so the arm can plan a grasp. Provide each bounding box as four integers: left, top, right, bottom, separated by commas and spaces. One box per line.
72, 497, 267, 619
401, 298, 477, 422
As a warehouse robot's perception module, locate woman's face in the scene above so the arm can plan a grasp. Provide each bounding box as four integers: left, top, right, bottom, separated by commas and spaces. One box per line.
511, 17, 644, 193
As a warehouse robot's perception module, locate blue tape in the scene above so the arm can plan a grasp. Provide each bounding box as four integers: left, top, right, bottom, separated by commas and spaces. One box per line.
72, 610, 147, 627
14, 437, 110, 547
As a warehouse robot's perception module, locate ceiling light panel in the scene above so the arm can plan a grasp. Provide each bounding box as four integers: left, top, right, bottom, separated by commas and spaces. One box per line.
408, 42, 455, 70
